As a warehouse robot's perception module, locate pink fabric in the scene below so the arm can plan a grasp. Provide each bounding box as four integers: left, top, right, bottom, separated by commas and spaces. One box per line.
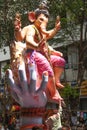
35, 52, 53, 76
50, 55, 66, 68
34, 52, 66, 77
26, 50, 66, 77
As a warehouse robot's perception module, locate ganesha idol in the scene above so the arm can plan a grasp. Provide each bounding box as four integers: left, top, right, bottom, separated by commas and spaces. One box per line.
7, 1, 66, 130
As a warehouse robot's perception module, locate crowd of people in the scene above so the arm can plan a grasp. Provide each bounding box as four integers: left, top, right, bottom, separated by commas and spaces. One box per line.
0, 110, 87, 130
0, 113, 20, 130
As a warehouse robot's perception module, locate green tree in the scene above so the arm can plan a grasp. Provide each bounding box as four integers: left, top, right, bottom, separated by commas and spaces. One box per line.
61, 84, 79, 110
0, 0, 40, 47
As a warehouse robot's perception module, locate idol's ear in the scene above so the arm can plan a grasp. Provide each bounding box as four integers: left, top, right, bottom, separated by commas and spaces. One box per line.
28, 11, 36, 23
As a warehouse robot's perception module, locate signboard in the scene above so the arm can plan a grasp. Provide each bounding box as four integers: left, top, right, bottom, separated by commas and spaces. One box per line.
80, 86, 87, 96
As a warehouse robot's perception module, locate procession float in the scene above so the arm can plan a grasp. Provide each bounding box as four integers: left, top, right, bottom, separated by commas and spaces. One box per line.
6, 1, 66, 129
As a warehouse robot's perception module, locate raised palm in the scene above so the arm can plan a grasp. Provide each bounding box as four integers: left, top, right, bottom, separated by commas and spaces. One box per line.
7, 61, 48, 108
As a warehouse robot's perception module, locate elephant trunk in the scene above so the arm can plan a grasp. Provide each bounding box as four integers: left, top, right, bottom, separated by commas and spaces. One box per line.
40, 24, 49, 38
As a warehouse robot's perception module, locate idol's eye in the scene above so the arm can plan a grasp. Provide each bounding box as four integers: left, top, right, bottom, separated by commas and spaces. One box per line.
39, 18, 44, 21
